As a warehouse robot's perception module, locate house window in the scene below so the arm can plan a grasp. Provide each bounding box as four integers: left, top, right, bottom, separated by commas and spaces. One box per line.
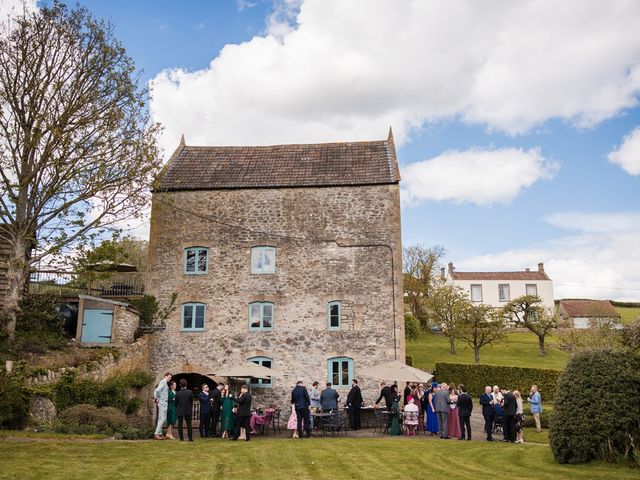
249, 302, 274, 331
182, 303, 206, 331
184, 247, 208, 274
248, 356, 273, 387
328, 301, 341, 330
470, 284, 483, 302
526, 284, 538, 296
498, 284, 510, 302
328, 357, 353, 387
251, 246, 276, 274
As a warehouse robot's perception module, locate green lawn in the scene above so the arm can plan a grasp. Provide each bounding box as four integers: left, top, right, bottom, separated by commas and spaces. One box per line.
407, 332, 569, 371
616, 307, 640, 325
1, 436, 638, 480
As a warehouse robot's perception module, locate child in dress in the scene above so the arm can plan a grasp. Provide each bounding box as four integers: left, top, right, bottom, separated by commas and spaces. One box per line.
287, 404, 299, 438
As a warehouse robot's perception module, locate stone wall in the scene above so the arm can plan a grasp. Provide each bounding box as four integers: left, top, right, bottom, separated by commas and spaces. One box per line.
147, 184, 404, 408
112, 305, 139, 344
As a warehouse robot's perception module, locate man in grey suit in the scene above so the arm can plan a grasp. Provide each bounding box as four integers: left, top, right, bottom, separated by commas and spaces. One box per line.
320, 382, 340, 411
153, 372, 172, 440
433, 383, 450, 439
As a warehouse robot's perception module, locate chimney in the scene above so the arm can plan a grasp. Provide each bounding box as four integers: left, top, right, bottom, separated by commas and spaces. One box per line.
525, 268, 530, 272
538, 262, 544, 273
440, 267, 445, 279
448, 262, 454, 274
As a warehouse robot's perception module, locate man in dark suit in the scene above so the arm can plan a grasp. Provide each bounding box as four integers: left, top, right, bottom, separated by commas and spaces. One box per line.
320, 382, 340, 412
479, 385, 495, 441
403, 382, 412, 405
291, 380, 311, 438
374, 382, 396, 411
456, 384, 473, 440
501, 387, 517, 443
198, 383, 211, 438
175, 378, 194, 441
346, 379, 364, 430
232, 384, 252, 441
209, 383, 223, 437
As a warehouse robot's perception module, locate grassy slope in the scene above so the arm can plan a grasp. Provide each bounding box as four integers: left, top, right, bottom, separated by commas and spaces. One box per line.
616, 306, 640, 325
1, 437, 638, 480
407, 332, 569, 372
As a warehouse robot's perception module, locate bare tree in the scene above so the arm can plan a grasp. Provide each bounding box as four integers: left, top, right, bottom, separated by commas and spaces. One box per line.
402, 244, 445, 328
426, 284, 470, 354
503, 295, 556, 356
457, 304, 506, 364
0, 3, 161, 338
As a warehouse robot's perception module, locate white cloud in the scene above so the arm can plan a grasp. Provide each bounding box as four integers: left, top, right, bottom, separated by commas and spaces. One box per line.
608, 126, 640, 175
150, 0, 640, 157
458, 211, 640, 301
400, 147, 557, 207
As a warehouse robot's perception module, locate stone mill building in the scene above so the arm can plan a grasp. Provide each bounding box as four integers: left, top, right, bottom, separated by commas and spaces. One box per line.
146, 130, 404, 407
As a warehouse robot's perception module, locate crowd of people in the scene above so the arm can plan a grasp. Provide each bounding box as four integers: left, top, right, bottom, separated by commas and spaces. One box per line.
152, 372, 543, 443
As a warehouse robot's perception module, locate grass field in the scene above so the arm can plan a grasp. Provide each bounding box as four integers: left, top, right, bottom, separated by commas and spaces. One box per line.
616, 306, 640, 325
407, 332, 569, 371
1, 435, 638, 480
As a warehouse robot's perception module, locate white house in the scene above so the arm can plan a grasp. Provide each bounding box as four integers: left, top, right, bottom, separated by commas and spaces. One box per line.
558, 299, 621, 329
444, 262, 554, 310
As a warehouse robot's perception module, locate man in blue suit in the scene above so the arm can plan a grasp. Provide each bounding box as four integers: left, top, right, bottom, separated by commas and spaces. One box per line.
198, 384, 211, 438
291, 380, 311, 438
479, 385, 495, 441
320, 382, 340, 411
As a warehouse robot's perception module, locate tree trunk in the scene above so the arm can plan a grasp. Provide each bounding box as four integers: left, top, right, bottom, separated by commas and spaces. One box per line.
538, 334, 546, 356
474, 347, 480, 364
1, 237, 30, 340
449, 335, 456, 354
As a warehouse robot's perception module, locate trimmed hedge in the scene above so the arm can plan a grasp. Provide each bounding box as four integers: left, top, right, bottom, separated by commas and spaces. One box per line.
435, 362, 562, 399
550, 349, 640, 465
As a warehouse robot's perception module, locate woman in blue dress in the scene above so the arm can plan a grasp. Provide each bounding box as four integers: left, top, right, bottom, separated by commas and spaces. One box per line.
426, 384, 439, 435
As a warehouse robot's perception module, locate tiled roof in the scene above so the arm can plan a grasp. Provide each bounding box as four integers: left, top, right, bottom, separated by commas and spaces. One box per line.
559, 300, 620, 318
450, 271, 550, 281
157, 130, 400, 191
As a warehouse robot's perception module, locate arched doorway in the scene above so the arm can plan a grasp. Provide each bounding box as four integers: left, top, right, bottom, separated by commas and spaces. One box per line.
170, 372, 218, 427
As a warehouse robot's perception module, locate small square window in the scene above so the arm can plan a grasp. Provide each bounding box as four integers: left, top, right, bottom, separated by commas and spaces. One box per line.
251, 246, 276, 274
249, 356, 273, 387
498, 284, 510, 302
182, 303, 205, 331
526, 284, 538, 296
327, 357, 353, 387
249, 302, 275, 331
470, 284, 483, 302
184, 247, 208, 274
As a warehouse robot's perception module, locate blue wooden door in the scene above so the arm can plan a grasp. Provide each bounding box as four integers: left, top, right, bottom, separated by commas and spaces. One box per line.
81, 309, 113, 343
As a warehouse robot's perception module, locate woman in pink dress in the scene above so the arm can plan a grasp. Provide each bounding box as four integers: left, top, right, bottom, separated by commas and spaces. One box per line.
448, 384, 461, 439
287, 404, 299, 438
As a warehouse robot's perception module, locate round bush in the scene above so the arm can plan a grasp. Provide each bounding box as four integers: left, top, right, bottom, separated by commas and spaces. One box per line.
404, 313, 421, 340
549, 349, 640, 464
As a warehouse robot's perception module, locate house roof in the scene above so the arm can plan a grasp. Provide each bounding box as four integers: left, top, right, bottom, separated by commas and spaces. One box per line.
559, 300, 620, 318
157, 130, 400, 191
450, 271, 550, 281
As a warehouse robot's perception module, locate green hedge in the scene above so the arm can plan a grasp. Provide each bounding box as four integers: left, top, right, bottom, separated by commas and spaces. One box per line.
435, 362, 562, 399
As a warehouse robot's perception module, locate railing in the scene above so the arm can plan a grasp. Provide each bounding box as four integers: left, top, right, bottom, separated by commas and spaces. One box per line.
29, 270, 145, 298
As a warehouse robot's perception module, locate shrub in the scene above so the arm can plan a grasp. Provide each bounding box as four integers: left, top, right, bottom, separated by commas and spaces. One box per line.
549, 349, 640, 464
14, 295, 68, 351
435, 362, 562, 398
57, 404, 151, 438
404, 313, 421, 340
0, 372, 30, 429
622, 319, 640, 351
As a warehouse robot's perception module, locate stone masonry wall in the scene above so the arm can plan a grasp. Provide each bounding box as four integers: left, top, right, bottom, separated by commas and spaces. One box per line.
146, 184, 404, 408
112, 305, 139, 344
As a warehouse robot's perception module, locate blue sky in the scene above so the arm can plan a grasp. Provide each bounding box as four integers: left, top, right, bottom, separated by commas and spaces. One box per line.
35, 0, 640, 300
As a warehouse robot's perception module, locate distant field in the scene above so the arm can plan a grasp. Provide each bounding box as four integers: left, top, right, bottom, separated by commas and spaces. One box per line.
406, 332, 569, 371
616, 306, 640, 324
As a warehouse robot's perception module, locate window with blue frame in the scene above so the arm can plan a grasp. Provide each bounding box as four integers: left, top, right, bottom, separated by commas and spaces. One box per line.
184, 247, 208, 274
248, 356, 273, 387
327, 357, 353, 387
251, 246, 276, 274
181, 303, 206, 331
249, 302, 274, 331
328, 301, 341, 330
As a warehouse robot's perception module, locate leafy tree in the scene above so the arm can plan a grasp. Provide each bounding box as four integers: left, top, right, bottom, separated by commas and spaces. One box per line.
403, 313, 421, 340
456, 304, 506, 364
503, 295, 556, 356
75, 236, 148, 272
0, 3, 161, 338
402, 244, 445, 328
621, 318, 640, 351
426, 284, 470, 354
